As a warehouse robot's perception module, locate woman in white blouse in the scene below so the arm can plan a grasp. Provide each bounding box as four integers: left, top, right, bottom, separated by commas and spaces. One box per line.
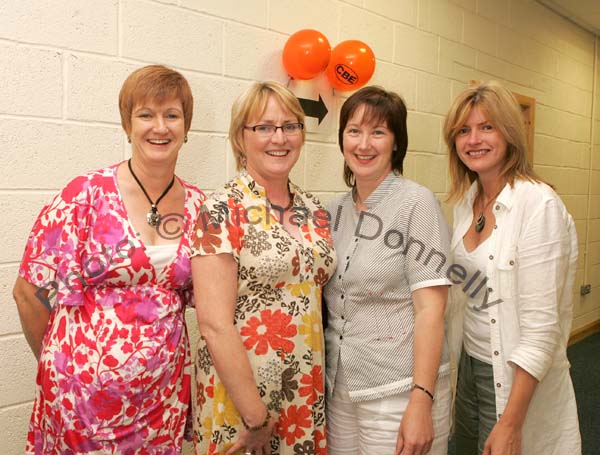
324, 86, 452, 455
444, 80, 581, 455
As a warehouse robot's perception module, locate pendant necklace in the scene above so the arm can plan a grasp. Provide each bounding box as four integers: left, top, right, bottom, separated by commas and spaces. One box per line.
474, 189, 502, 233
127, 159, 175, 227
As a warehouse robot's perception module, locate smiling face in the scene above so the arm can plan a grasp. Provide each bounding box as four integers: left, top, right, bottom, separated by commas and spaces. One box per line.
342, 105, 395, 187
242, 95, 303, 185
454, 106, 508, 182
129, 97, 186, 167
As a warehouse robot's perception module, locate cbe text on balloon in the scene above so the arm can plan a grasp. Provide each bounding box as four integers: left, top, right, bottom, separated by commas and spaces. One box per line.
335, 64, 359, 85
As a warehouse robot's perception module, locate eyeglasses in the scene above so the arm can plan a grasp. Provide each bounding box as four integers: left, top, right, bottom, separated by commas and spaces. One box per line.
244, 123, 304, 136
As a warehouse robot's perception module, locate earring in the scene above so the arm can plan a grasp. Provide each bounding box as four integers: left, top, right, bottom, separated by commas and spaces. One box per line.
127, 136, 131, 143
240, 154, 247, 167
184, 135, 188, 143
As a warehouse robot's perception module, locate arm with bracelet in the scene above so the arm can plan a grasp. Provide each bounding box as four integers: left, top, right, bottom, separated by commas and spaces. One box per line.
395, 286, 448, 455
192, 253, 275, 455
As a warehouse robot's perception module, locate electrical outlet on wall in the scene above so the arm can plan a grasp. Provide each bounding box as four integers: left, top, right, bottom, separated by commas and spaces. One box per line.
580, 284, 592, 296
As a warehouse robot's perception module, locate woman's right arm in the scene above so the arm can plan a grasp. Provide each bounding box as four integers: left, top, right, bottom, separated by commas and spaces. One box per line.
13, 277, 51, 359
192, 253, 275, 455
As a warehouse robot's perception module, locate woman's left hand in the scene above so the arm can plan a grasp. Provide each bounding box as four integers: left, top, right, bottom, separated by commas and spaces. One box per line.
482, 366, 535, 455
224, 415, 276, 455
483, 420, 522, 455
395, 395, 433, 455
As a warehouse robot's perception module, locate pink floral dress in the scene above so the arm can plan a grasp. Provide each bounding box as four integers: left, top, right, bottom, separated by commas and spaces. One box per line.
190, 170, 336, 455
18, 163, 205, 455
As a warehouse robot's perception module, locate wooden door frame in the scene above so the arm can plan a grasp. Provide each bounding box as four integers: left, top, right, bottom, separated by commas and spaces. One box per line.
512, 92, 536, 165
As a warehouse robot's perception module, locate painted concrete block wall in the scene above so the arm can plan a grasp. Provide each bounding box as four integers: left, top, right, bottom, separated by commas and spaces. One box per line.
583, 41, 600, 330
0, 0, 598, 453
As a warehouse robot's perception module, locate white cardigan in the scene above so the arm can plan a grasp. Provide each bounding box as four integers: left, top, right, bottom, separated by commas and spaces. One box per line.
447, 179, 581, 454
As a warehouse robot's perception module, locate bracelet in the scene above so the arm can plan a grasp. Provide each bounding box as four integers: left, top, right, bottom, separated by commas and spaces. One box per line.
412, 383, 435, 401
242, 410, 271, 432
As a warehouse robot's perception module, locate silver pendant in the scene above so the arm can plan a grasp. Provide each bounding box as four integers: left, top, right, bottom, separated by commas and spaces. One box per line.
147, 207, 161, 227
475, 213, 485, 233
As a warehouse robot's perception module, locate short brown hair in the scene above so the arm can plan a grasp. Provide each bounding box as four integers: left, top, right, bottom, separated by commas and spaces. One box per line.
119, 65, 193, 135
338, 86, 408, 187
444, 80, 547, 201
229, 81, 305, 170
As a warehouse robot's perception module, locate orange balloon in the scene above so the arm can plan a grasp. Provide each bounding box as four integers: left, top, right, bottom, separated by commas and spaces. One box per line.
282, 29, 331, 80
325, 40, 376, 91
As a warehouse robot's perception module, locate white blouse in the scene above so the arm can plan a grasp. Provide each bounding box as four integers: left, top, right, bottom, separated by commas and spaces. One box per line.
447, 179, 581, 454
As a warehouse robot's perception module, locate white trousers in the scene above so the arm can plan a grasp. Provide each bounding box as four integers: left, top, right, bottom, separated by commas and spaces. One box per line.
327, 364, 451, 455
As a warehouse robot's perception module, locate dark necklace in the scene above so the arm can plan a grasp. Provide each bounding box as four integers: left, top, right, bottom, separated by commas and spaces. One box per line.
127, 159, 175, 227
474, 189, 502, 233
270, 190, 295, 212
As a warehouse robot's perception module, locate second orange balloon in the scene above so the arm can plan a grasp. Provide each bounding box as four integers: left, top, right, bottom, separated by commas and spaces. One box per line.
325, 40, 376, 92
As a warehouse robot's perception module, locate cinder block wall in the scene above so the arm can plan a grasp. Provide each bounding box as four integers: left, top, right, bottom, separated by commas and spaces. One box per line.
586, 41, 600, 330
1, 1, 598, 453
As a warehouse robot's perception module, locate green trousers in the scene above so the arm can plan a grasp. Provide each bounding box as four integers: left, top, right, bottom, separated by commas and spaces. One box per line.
454, 349, 498, 455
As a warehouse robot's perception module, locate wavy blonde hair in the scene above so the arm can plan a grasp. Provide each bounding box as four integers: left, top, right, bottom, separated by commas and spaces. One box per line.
443, 80, 548, 201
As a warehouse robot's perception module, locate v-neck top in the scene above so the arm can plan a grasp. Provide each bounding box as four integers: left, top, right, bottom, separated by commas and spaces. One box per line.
454, 237, 492, 363
447, 179, 580, 453
189, 169, 337, 455
18, 162, 205, 454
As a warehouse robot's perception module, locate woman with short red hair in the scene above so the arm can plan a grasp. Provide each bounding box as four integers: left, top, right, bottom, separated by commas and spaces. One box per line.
13, 65, 204, 454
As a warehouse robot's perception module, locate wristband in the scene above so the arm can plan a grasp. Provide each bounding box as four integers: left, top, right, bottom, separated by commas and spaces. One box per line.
242, 410, 271, 432
412, 383, 435, 401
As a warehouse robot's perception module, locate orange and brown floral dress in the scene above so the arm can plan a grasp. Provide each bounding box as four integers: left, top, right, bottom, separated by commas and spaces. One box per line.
190, 170, 336, 455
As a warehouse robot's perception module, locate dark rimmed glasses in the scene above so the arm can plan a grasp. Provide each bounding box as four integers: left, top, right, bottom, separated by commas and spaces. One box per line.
244, 123, 304, 137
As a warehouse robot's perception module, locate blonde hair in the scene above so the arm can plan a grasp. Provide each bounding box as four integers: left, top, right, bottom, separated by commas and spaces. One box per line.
443, 80, 548, 201
229, 81, 306, 170
119, 65, 193, 135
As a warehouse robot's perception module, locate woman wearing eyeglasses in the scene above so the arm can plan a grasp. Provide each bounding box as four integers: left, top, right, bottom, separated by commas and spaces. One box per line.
190, 81, 336, 455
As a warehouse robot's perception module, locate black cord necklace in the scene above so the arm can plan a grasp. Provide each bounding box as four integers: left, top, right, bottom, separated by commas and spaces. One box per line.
270, 190, 295, 213
127, 159, 175, 227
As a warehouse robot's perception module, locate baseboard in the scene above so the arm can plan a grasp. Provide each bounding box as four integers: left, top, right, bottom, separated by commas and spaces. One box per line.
569, 319, 600, 346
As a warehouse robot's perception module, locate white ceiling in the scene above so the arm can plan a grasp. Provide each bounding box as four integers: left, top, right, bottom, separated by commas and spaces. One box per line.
538, 0, 600, 35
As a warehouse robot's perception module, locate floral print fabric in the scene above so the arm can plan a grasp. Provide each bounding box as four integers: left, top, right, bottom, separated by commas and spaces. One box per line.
18, 163, 205, 455
190, 170, 336, 455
